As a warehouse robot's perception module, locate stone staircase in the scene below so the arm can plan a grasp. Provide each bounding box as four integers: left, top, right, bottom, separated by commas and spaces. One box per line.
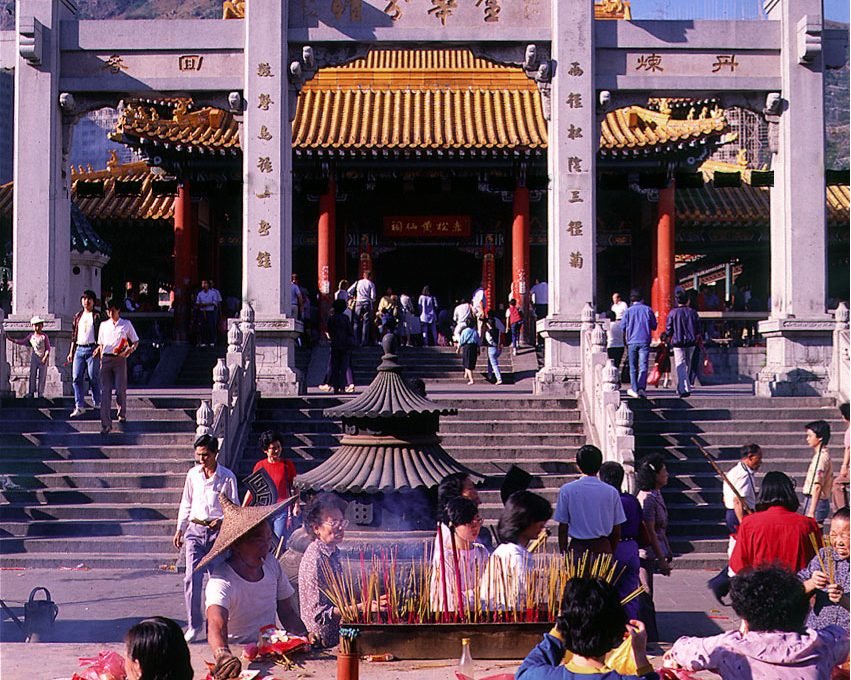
0, 396, 199, 568
240, 394, 582, 531
632, 394, 843, 570
175, 345, 226, 386
350, 345, 515, 386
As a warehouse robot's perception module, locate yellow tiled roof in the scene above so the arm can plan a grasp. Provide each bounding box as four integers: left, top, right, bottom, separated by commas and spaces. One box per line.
110, 101, 240, 156
600, 106, 729, 155
292, 50, 548, 153
70, 160, 175, 221
595, 0, 632, 19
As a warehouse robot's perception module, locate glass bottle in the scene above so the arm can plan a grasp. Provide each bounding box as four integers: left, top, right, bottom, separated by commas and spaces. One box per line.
456, 637, 475, 679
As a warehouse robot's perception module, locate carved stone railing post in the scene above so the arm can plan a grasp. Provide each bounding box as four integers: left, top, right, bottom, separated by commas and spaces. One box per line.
579, 314, 635, 488
201, 302, 259, 470
830, 302, 850, 401
195, 400, 214, 438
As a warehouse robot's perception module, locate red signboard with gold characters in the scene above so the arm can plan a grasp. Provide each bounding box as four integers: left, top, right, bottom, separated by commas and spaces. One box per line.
383, 216, 471, 239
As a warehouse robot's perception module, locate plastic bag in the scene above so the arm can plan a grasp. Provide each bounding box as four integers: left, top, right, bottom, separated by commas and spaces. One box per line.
70, 650, 126, 680
702, 355, 715, 376
647, 365, 661, 387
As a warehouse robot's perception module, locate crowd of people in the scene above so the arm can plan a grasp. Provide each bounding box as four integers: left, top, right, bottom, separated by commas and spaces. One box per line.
316, 272, 536, 390
157, 409, 850, 679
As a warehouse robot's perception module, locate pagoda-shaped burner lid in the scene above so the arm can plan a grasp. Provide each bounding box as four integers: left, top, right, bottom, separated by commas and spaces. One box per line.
323, 333, 457, 420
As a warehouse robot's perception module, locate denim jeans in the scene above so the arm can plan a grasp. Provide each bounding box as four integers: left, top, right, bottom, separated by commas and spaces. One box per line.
803, 496, 831, 524
487, 346, 502, 382
510, 321, 523, 349
72, 345, 101, 408
627, 343, 650, 392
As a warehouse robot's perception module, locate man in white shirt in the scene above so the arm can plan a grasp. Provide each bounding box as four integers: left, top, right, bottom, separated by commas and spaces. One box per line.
173, 435, 238, 642
708, 443, 762, 605
195, 280, 220, 347
347, 271, 376, 346
68, 290, 103, 417
723, 444, 762, 542
611, 292, 628, 320
530, 279, 549, 320
452, 298, 473, 347
96, 300, 139, 434
554, 445, 626, 557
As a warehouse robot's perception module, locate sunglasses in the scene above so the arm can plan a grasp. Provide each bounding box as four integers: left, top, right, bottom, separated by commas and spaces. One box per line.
322, 519, 349, 530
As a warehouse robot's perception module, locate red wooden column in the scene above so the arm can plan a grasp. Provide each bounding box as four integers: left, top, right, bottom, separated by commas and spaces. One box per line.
512, 184, 531, 341
317, 177, 336, 333
654, 180, 676, 340
173, 180, 196, 342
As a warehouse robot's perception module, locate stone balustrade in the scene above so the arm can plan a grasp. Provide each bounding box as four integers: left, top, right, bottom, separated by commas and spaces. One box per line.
579, 303, 636, 492
196, 304, 258, 471
830, 302, 850, 402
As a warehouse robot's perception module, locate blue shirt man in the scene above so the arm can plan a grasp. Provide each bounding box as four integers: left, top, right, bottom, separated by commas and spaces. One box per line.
620, 289, 656, 398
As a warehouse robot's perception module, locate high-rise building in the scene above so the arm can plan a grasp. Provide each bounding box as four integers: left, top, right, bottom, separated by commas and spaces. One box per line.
69, 107, 140, 171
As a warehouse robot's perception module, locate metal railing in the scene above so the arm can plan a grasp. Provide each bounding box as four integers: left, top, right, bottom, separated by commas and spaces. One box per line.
830, 302, 849, 402
579, 303, 636, 492
195, 304, 258, 471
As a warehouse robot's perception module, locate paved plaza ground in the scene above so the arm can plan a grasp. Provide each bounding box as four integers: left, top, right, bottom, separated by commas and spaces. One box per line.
0, 566, 737, 679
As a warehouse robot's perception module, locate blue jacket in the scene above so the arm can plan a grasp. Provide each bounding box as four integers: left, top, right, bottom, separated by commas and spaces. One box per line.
665, 305, 701, 348
516, 633, 660, 680
621, 302, 657, 346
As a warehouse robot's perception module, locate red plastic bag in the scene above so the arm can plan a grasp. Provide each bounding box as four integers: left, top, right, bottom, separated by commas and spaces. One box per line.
647, 365, 661, 387
702, 355, 715, 376
71, 650, 126, 680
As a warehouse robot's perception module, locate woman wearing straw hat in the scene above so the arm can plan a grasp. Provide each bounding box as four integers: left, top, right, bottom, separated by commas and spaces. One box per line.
200, 494, 308, 680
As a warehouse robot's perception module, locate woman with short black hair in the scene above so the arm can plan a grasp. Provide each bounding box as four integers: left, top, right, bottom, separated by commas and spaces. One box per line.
517, 578, 657, 679
124, 616, 193, 680
480, 491, 552, 610
730, 471, 821, 574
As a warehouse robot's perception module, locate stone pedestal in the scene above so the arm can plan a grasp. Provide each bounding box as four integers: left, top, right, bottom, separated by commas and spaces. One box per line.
756, 319, 834, 396
534, 318, 583, 395
254, 318, 303, 396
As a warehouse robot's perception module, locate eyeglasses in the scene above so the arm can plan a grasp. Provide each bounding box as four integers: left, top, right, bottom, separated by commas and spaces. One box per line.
469, 515, 484, 526
322, 519, 349, 530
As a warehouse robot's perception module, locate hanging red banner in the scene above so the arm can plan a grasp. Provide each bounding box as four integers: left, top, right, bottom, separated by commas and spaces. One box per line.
383, 216, 471, 238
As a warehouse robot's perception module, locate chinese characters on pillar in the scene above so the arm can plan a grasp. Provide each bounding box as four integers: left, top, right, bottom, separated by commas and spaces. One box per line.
475, 0, 500, 22
635, 53, 664, 72
253, 62, 277, 270
563, 61, 588, 275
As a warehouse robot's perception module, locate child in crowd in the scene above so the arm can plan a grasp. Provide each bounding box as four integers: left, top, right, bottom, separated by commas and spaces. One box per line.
430, 497, 489, 614
798, 507, 850, 632
7, 315, 51, 398
665, 565, 848, 679
480, 491, 552, 611
654, 332, 671, 389
516, 577, 658, 679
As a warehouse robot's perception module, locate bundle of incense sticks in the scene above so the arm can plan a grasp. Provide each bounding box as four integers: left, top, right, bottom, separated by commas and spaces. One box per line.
825, 535, 835, 584
319, 543, 641, 625
339, 627, 360, 655
808, 532, 828, 577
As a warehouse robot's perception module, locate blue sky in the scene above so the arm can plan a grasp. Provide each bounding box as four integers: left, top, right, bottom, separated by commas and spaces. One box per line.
631, 0, 849, 22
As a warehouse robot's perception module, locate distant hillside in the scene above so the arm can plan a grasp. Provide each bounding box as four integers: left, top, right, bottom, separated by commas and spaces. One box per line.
0, 4, 847, 168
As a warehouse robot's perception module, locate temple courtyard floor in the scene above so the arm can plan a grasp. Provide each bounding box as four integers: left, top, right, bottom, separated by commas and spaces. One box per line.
0, 567, 736, 678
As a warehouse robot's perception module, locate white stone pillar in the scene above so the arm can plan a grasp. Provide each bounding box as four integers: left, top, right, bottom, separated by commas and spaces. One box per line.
241, 0, 302, 395
757, 0, 833, 396
6, 0, 76, 397
535, 0, 596, 395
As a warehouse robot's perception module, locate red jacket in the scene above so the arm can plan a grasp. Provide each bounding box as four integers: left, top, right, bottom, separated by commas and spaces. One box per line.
730, 506, 820, 574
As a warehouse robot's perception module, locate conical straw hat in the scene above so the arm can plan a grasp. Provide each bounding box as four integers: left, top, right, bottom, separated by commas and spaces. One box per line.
195, 493, 295, 572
